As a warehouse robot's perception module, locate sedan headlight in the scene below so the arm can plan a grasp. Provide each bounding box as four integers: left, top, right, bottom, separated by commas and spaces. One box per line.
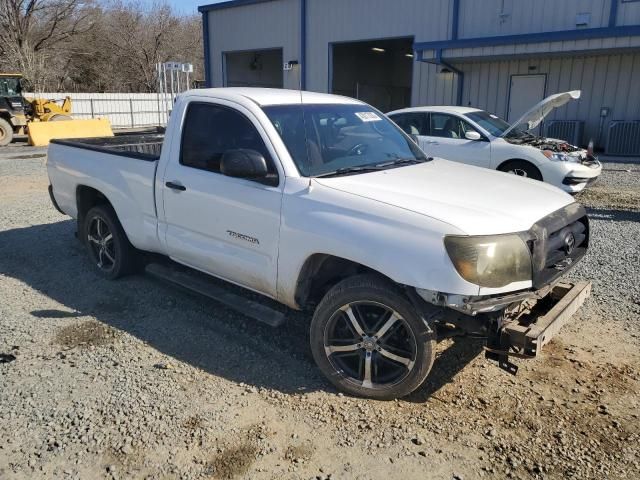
542, 150, 579, 163
444, 234, 532, 288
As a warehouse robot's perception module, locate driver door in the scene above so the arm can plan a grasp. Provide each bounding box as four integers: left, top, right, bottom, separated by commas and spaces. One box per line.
424, 113, 492, 168
160, 100, 283, 297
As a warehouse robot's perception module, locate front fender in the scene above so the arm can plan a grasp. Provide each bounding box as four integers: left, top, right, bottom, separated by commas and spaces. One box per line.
276, 178, 482, 307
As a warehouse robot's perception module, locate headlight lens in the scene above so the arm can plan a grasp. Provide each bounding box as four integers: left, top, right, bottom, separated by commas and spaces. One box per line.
542, 150, 579, 163
444, 234, 532, 288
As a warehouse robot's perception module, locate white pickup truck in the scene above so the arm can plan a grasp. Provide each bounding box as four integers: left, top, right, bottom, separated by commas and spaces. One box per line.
47, 88, 592, 399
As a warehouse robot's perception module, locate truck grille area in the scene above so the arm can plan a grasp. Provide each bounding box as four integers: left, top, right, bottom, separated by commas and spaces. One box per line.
528, 203, 589, 289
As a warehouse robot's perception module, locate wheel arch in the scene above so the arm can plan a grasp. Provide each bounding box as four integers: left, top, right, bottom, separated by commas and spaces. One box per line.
75, 185, 120, 241
496, 158, 543, 180
294, 253, 395, 309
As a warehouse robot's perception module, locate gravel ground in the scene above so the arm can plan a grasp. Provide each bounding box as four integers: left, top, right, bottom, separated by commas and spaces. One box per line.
0, 147, 639, 480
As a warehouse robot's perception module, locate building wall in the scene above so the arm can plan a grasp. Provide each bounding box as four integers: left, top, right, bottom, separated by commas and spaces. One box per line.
456, 52, 640, 145
202, 0, 639, 145
206, 0, 300, 89
459, 0, 612, 38
618, 0, 640, 26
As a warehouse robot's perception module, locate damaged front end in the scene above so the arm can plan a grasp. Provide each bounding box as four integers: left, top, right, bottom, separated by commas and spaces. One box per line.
414, 203, 593, 374
507, 135, 600, 167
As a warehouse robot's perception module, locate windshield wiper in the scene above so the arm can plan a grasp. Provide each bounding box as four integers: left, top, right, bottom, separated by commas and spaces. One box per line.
314, 165, 387, 178
315, 157, 430, 178
374, 157, 429, 168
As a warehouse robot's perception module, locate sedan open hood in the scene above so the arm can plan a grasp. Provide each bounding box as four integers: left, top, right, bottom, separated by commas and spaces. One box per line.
501, 90, 581, 137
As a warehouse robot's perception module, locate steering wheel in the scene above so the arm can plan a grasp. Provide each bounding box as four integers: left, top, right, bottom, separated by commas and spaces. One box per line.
348, 143, 368, 156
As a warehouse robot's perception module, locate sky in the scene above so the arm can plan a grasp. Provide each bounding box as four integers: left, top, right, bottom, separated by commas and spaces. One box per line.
140, 0, 227, 15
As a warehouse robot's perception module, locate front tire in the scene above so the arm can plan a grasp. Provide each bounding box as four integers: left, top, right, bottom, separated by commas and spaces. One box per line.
310, 274, 436, 400
498, 160, 543, 181
83, 205, 138, 280
0, 118, 14, 146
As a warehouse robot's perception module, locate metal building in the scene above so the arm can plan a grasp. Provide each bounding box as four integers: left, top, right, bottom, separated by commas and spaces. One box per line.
199, 0, 640, 151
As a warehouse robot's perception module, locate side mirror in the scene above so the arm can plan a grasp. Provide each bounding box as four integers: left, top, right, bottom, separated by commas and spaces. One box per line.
410, 134, 420, 145
220, 149, 268, 179
465, 130, 482, 141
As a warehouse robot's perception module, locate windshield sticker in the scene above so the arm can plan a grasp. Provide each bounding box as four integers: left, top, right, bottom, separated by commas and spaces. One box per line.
355, 111, 382, 122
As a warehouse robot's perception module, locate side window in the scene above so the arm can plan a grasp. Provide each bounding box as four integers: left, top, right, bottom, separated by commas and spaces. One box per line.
180, 103, 278, 182
389, 113, 428, 136
429, 113, 478, 139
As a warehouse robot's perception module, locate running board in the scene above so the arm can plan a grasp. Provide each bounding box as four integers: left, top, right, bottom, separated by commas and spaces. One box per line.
145, 262, 286, 327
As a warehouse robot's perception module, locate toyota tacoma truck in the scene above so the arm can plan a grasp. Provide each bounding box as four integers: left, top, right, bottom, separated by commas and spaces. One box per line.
388, 91, 602, 193
47, 88, 592, 399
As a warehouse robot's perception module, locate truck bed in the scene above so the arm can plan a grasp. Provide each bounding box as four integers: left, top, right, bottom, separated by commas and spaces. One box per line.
50, 131, 164, 161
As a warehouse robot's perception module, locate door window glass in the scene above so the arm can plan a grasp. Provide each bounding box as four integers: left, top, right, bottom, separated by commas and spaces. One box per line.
388, 112, 429, 136
429, 113, 478, 139
180, 102, 278, 183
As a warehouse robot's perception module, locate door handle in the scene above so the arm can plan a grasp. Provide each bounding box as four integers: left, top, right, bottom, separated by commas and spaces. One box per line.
166, 181, 186, 191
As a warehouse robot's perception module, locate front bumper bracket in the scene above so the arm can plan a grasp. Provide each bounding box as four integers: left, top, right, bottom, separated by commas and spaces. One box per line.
485, 280, 591, 373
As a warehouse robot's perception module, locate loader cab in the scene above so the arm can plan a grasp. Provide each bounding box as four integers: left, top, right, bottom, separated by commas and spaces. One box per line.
0, 74, 25, 111
0, 74, 28, 146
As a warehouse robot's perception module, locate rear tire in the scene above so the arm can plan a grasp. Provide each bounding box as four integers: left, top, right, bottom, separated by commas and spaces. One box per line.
0, 118, 14, 146
310, 274, 436, 400
83, 205, 138, 280
498, 160, 543, 181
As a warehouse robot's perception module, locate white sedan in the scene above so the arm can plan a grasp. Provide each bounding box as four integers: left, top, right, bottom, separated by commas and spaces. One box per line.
388, 91, 602, 193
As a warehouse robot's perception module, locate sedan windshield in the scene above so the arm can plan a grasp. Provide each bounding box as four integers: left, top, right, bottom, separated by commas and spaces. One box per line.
464, 110, 525, 138
263, 104, 428, 177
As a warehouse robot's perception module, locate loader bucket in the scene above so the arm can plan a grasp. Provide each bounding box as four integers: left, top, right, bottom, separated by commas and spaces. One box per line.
28, 118, 113, 146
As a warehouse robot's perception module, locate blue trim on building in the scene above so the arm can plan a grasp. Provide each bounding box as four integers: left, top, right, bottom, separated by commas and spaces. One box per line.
198, 0, 275, 13
609, 0, 619, 28
300, 0, 307, 90
414, 24, 640, 52
201, 11, 212, 87
451, 0, 460, 40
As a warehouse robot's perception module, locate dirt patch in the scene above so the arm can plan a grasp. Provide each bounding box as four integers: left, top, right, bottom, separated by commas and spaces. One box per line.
206, 443, 258, 479
54, 320, 118, 348
0, 175, 48, 198
576, 185, 640, 210
183, 415, 205, 431
284, 442, 314, 463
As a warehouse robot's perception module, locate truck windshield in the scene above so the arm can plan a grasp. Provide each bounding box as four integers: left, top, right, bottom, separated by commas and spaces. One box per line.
464, 110, 525, 138
263, 104, 428, 177
0, 77, 21, 97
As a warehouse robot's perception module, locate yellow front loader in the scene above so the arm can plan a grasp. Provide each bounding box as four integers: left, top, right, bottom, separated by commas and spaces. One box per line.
0, 73, 113, 147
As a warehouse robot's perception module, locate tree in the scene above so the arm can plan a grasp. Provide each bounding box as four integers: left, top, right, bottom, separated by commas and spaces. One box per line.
0, 0, 203, 92
0, 0, 96, 90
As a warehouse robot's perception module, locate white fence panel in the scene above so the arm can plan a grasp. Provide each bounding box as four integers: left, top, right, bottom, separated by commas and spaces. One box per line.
24, 92, 167, 128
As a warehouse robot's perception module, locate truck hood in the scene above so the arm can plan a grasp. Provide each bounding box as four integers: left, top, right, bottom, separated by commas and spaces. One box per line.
314, 159, 574, 235
502, 90, 581, 137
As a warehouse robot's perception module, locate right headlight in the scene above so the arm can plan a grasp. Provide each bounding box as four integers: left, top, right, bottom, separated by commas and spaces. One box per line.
542, 150, 580, 163
444, 234, 532, 288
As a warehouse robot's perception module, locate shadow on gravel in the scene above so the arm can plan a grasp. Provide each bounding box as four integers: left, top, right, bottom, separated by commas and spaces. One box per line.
585, 207, 640, 223
408, 337, 485, 403
31, 309, 82, 318
0, 220, 478, 400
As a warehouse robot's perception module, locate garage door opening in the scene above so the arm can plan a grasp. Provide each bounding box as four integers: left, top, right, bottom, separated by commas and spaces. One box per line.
224, 48, 283, 88
331, 37, 413, 112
